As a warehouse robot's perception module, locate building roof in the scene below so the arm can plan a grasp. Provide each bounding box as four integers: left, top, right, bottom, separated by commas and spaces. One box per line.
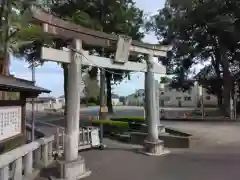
26, 96, 56, 103
58, 91, 86, 99
0, 75, 50, 93
112, 94, 119, 99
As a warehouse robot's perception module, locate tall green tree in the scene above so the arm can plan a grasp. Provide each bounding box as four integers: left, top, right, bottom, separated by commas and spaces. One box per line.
150, 0, 240, 116
0, 0, 42, 99
50, 0, 145, 113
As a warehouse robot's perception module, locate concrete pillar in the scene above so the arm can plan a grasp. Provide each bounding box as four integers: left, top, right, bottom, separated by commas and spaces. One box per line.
143, 54, 168, 156
144, 73, 148, 119
64, 39, 82, 161
57, 39, 91, 180
155, 80, 165, 133
155, 80, 160, 124
145, 55, 158, 141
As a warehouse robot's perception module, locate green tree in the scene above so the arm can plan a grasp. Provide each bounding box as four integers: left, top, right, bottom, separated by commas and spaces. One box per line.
150, 0, 240, 116
50, 0, 145, 113
82, 72, 100, 102
0, 0, 42, 99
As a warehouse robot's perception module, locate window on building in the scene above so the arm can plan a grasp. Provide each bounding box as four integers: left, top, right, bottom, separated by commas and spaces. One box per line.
176, 97, 181, 100
205, 96, 211, 100
165, 96, 170, 101
184, 96, 192, 101
160, 92, 164, 95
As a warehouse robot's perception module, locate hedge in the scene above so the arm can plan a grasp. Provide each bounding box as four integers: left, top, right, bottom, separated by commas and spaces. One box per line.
111, 116, 145, 123
91, 120, 129, 128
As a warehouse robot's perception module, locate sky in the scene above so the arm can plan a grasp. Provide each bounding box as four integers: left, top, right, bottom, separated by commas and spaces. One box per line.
10, 0, 176, 97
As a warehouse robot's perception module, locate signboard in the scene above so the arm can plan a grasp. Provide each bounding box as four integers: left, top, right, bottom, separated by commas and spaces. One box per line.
0, 106, 22, 141
115, 35, 132, 63
91, 129, 100, 146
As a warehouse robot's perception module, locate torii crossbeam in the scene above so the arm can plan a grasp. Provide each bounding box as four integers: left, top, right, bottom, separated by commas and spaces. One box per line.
30, 7, 171, 180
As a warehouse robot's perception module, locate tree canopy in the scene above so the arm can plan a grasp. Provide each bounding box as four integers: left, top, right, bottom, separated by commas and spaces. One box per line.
50, 0, 145, 112
150, 0, 240, 115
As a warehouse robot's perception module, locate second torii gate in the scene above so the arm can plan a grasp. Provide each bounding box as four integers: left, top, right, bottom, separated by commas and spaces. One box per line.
31, 7, 170, 180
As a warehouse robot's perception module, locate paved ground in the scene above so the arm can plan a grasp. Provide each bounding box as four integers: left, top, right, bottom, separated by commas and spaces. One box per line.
81, 139, 240, 180
163, 121, 240, 150
34, 109, 240, 180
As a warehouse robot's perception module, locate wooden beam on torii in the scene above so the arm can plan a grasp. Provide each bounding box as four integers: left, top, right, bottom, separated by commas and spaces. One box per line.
30, 7, 171, 57
30, 8, 169, 74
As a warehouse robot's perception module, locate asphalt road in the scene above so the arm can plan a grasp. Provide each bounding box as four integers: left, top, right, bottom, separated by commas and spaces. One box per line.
27, 106, 198, 122
29, 106, 201, 128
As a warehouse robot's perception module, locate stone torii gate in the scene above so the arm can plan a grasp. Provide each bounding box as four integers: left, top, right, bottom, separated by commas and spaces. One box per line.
31, 8, 170, 180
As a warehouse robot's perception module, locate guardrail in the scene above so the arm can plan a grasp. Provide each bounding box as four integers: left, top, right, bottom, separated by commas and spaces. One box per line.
54, 126, 101, 156
0, 135, 54, 180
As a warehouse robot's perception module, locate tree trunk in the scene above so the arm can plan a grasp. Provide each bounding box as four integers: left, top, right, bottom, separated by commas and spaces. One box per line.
220, 47, 232, 117
212, 52, 223, 109
62, 63, 69, 127
217, 92, 223, 108
106, 71, 113, 114
0, 0, 10, 100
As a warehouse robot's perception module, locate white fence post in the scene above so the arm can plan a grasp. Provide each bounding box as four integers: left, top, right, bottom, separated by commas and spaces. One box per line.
35, 147, 42, 167
43, 143, 49, 167
0, 166, 9, 180
24, 152, 33, 175
48, 141, 53, 162
13, 157, 23, 180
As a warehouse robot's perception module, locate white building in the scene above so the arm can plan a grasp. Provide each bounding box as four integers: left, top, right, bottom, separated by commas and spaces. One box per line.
159, 82, 217, 107
111, 94, 121, 105
125, 89, 145, 106
26, 96, 63, 111
125, 82, 217, 107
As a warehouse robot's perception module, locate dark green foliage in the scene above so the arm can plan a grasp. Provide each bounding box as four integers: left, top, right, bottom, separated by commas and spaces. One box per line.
149, 0, 240, 114
92, 120, 129, 128
50, 0, 145, 113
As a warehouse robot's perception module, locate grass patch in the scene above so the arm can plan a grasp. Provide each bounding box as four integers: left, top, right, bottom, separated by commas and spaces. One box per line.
111, 116, 145, 123
87, 103, 97, 106
92, 120, 129, 128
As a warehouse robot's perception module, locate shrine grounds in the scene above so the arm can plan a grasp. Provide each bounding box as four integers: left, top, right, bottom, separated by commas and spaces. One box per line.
35, 118, 240, 180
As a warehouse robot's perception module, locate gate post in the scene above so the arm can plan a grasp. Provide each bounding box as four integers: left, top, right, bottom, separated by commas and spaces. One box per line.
57, 39, 91, 180
143, 54, 168, 156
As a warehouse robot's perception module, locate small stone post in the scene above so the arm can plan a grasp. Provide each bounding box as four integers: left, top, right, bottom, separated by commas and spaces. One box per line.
143, 54, 168, 156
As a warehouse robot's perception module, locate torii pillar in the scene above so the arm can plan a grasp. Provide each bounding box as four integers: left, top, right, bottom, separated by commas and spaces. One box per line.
143, 54, 169, 156
57, 39, 91, 180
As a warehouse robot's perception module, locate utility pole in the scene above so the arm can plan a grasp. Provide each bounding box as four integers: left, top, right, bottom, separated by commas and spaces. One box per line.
30, 62, 36, 141
98, 0, 107, 143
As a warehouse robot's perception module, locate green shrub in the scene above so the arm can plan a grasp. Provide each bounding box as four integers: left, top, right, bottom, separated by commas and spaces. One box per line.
91, 120, 129, 128
87, 102, 97, 106
111, 116, 145, 123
